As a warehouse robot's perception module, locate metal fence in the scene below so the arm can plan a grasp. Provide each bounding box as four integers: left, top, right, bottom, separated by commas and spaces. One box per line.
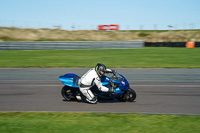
0, 41, 144, 50
1, 19, 200, 30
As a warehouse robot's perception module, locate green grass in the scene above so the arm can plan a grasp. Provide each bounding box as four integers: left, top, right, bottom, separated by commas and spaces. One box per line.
0, 48, 200, 68
0, 112, 199, 133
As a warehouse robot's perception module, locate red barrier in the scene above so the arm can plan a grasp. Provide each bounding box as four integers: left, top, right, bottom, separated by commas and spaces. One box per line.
98, 24, 119, 30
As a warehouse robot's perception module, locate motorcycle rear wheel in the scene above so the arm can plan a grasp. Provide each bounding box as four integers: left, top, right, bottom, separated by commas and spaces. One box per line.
61, 86, 76, 101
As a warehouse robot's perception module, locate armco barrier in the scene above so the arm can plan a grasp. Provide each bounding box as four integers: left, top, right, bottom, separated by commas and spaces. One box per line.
0, 41, 144, 50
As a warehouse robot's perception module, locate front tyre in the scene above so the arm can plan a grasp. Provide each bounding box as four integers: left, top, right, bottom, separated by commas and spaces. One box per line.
61, 86, 76, 101
125, 88, 136, 102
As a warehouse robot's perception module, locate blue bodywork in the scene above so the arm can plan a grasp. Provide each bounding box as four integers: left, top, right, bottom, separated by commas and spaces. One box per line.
59, 73, 80, 88
59, 73, 130, 94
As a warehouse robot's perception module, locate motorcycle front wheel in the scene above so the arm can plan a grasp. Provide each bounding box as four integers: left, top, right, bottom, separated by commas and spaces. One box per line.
117, 88, 136, 102
125, 88, 136, 102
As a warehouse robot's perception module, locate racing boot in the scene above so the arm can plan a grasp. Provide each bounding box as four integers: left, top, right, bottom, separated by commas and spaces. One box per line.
86, 96, 97, 104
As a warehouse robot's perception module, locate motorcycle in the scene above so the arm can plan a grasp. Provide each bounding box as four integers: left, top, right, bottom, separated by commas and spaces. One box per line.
59, 71, 136, 103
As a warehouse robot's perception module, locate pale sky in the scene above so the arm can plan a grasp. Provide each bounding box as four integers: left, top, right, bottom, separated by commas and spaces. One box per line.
1, 0, 200, 30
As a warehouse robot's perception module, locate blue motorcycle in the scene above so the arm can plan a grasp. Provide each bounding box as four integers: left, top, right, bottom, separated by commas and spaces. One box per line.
59, 71, 136, 102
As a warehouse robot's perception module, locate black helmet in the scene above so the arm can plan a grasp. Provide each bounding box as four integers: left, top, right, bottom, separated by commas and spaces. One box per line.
95, 63, 106, 77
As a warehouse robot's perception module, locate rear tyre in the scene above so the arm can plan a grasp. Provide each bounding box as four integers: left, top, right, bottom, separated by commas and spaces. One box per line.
125, 88, 136, 102
61, 86, 76, 101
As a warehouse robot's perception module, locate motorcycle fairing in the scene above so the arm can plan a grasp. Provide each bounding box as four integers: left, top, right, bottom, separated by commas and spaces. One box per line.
59, 73, 130, 94
59, 73, 80, 88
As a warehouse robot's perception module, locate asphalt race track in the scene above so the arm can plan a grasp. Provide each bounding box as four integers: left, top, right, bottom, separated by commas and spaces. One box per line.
0, 68, 200, 115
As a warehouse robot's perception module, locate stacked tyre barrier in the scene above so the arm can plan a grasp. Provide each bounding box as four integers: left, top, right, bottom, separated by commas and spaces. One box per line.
145, 42, 200, 47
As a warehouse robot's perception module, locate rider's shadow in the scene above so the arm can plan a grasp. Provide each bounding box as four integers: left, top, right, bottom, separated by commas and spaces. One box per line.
94, 98, 121, 103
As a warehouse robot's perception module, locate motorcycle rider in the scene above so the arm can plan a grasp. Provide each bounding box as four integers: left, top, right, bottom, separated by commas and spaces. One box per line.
79, 63, 113, 104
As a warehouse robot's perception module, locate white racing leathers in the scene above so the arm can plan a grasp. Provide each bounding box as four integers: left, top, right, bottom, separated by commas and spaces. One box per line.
79, 68, 110, 103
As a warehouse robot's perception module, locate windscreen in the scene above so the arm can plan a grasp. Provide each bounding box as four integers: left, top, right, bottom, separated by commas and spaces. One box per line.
111, 73, 124, 81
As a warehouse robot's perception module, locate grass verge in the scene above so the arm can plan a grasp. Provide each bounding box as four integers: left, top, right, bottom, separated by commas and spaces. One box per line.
0, 112, 200, 133
0, 48, 200, 68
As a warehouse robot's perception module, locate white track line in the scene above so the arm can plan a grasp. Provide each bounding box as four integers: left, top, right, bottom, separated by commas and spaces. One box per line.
14, 84, 200, 87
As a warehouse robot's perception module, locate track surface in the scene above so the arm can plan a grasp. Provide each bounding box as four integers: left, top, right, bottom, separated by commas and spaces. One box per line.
0, 68, 200, 115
